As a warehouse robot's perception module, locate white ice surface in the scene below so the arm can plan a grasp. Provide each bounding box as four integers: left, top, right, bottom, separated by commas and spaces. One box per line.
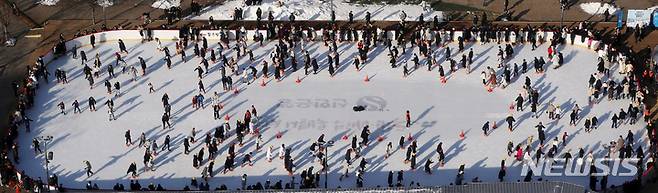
17, 39, 647, 190
191, 0, 442, 21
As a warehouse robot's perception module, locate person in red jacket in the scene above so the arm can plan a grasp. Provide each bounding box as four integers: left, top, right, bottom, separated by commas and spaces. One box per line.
405, 110, 411, 128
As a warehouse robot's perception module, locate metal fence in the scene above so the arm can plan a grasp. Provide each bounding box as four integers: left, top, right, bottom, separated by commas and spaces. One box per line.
64, 181, 591, 193
441, 181, 590, 193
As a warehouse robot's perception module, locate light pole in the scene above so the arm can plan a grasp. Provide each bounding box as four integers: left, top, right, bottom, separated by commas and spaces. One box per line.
91, 6, 96, 25
560, 0, 565, 28
38, 135, 53, 192
331, 0, 334, 14
323, 140, 334, 188
97, 0, 113, 25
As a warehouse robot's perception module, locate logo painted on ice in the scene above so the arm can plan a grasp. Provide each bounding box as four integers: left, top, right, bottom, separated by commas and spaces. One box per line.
355, 96, 387, 111
520, 158, 640, 177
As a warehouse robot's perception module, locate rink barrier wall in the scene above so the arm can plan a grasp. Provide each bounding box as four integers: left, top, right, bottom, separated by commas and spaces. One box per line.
39, 29, 600, 71
197, 30, 599, 49
61, 181, 590, 193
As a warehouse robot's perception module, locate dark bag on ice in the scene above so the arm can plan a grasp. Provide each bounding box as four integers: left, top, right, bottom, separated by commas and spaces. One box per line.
353, 105, 366, 112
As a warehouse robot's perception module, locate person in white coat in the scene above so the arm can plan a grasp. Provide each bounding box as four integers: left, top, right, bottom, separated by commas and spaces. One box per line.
279, 144, 286, 159
266, 146, 273, 162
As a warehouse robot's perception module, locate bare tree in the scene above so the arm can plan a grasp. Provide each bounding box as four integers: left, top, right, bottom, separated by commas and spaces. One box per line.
0, 1, 10, 42
0, 0, 39, 28
75, 0, 114, 25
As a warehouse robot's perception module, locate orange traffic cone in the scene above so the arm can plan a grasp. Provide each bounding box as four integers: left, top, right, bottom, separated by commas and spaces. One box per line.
459, 130, 465, 140
260, 78, 266, 87
364, 74, 370, 82
295, 76, 301, 84
276, 131, 283, 139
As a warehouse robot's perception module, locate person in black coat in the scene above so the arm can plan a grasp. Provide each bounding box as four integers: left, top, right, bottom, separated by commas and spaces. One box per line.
424, 159, 433, 174
311, 58, 319, 74
118, 39, 128, 53
360, 125, 371, 146
396, 170, 404, 186
498, 160, 506, 182
344, 149, 352, 165
90, 34, 95, 48
410, 153, 417, 170
127, 162, 137, 177
161, 113, 171, 129
387, 171, 393, 187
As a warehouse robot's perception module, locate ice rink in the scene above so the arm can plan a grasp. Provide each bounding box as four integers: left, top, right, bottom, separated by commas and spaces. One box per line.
17, 37, 647, 190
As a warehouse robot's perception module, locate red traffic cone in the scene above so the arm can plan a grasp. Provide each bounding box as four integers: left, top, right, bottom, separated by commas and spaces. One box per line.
377, 135, 385, 142
459, 130, 465, 140
260, 78, 266, 87
364, 74, 370, 82
276, 131, 283, 139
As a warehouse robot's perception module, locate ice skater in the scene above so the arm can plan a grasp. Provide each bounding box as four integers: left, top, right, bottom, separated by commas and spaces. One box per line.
125, 130, 132, 146
108, 108, 116, 121
161, 135, 171, 151
83, 160, 94, 177
118, 39, 129, 54
32, 138, 42, 154
72, 100, 81, 113
184, 137, 190, 154
424, 159, 434, 174
127, 162, 138, 178
405, 110, 411, 128
160, 111, 172, 129
57, 101, 66, 115
482, 121, 490, 136
148, 82, 155, 93
506, 114, 516, 131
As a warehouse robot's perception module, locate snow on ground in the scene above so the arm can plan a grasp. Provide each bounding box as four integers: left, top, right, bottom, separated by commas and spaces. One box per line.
17, 38, 646, 190
191, 0, 441, 21
580, 2, 619, 15
38, 0, 60, 6
152, 0, 181, 9
649, 6, 658, 11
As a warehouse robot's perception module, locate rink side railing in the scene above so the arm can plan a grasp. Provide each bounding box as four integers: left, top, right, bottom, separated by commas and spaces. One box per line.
62, 181, 592, 193
39, 28, 601, 66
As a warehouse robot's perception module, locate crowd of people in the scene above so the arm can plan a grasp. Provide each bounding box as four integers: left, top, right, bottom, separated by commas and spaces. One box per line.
1, 6, 657, 193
